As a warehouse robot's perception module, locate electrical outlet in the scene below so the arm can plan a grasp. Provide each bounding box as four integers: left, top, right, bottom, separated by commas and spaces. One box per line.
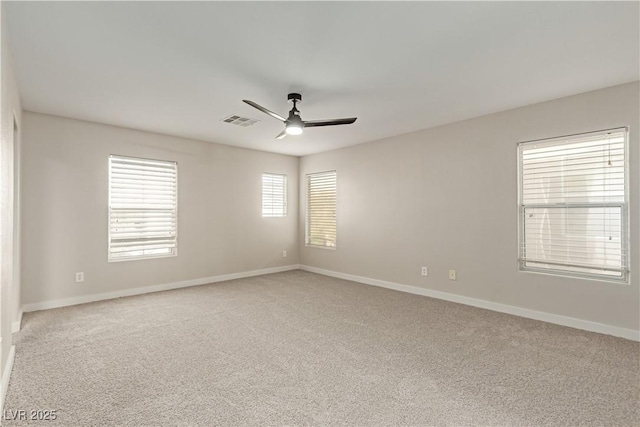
282, 250, 287, 258
75, 272, 84, 283
448, 270, 457, 280
421, 266, 428, 276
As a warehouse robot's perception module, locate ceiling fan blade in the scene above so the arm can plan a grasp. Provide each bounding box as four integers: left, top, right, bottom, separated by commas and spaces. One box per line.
243, 100, 287, 122
275, 130, 288, 140
303, 117, 357, 128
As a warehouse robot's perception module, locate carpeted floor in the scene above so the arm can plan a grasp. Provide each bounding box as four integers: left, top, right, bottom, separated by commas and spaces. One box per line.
3, 270, 639, 426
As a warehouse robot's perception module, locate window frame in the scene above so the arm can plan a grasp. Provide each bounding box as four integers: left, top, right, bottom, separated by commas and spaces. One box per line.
108, 155, 179, 262
305, 170, 337, 250
517, 127, 630, 283
261, 172, 288, 218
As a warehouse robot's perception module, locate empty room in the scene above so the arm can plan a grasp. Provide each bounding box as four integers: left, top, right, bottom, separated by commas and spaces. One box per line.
0, 1, 638, 425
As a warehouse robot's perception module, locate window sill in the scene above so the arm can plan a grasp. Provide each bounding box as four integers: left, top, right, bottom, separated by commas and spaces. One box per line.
519, 266, 629, 285
108, 253, 178, 263
305, 244, 337, 251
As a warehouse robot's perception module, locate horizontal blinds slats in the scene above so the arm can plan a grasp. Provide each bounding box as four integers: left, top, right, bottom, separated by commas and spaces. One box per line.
307, 171, 337, 248
521, 158, 624, 174
523, 177, 625, 187
521, 131, 625, 205
111, 179, 177, 187
111, 218, 175, 224
110, 212, 175, 218
519, 129, 627, 279
262, 173, 287, 217
111, 230, 176, 237
109, 155, 177, 260
523, 147, 624, 163
110, 163, 176, 173
111, 193, 177, 202
111, 168, 176, 177
522, 230, 623, 238
523, 183, 624, 192
111, 204, 175, 210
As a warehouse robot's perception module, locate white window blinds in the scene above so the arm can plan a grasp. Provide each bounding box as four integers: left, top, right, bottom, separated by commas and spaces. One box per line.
518, 128, 628, 280
262, 173, 287, 217
109, 155, 178, 261
306, 171, 337, 248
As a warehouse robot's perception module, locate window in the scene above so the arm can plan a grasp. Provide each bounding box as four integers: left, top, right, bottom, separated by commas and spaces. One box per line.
306, 170, 337, 248
518, 128, 628, 281
262, 173, 287, 217
109, 155, 178, 261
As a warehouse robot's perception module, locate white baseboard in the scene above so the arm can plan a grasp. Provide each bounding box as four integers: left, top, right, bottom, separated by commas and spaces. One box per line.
300, 265, 640, 342
11, 310, 23, 334
22, 264, 301, 313
1, 345, 16, 416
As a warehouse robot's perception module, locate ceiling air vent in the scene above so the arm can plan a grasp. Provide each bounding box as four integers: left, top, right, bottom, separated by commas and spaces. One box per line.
222, 115, 259, 127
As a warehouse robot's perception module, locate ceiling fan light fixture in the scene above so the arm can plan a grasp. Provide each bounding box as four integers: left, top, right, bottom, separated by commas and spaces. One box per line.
285, 123, 303, 135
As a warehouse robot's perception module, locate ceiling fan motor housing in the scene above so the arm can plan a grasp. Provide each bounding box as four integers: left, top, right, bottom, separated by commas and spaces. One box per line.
287, 114, 303, 126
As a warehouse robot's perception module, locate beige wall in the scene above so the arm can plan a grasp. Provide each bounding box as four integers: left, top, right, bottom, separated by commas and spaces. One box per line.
21, 112, 298, 305
299, 82, 640, 332
14, 77, 640, 334
1, 3, 23, 386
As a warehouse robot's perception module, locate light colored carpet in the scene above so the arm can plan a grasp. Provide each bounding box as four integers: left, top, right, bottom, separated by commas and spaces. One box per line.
4, 270, 639, 426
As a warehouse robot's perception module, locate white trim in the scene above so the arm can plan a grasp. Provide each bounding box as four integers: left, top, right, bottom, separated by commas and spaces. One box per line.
12, 111, 22, 337
11, 310, 22, 334
299, 265, 640, 342
1, 345, 16, 416
23, 265, 300, 313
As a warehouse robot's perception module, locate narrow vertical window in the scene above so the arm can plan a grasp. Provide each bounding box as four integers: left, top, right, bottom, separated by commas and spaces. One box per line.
109, 155, 178, 261
306, 170, 337, 248
262, 173, 287, 217
518, 128, 628, 281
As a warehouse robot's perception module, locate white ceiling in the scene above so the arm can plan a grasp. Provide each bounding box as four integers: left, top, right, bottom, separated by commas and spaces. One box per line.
5, 2, 639, 156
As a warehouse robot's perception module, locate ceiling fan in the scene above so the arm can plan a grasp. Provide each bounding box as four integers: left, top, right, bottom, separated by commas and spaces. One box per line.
243, 93, 357, 140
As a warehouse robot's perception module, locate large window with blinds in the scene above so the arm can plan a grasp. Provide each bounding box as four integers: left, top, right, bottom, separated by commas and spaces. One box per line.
518, 128, 628, 281
262, 173, 287, 217
306, 170, 337, 248
109, 155, 178, 261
